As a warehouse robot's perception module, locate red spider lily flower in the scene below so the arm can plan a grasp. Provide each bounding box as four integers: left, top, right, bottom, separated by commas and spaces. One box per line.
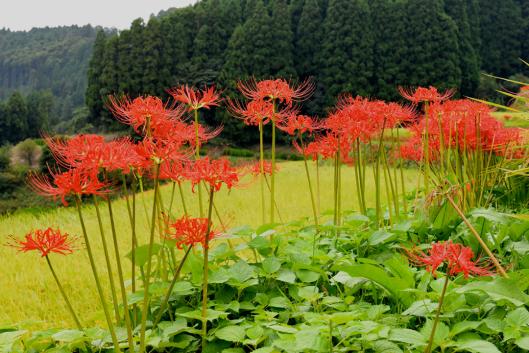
406, 240, 493, 278
185, 157, 239, 192
107, 95, 184, 136
8, 227, 77, 257
227, 98, 295, 126
45, 134, 105, 170
278, 114, 322, 136
186, 123, 224, 148
398, 86, 455, 104
164, 216, 219, 249
28, 168, 111, 206
304, 134, 353, 163
248, 160, 279, 177
98, 138, 145, 173
159, 158, 189, 183
237, 78, 314, 105
135, 137, 189, 166
168, 85, 222, 111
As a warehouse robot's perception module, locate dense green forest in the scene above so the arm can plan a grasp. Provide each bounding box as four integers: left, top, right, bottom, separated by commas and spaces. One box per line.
1, 0, 528, 146
0, 25, 100, 124
86, 0, 529, 144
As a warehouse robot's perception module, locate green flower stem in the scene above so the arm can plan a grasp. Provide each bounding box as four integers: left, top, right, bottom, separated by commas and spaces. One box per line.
425, 274, 449, 353
201, 186, 215, 352
92, 195, 120, 323
259, 121, 266, 224
194, 109, 204, 217
168, 181, 176, 217
300, 136, 319, 230
45, 255, 83, 330
395, 128, 408, 213
177, 182, 188, 216
424, 102, 431, 195
153, 246, 192, 327
139, 163, 161, 353
138, 176, 151, 229
270, 119, 276, 224
75, 196, 121, 353
106, 195, 135, 352
316, 158, 321, 215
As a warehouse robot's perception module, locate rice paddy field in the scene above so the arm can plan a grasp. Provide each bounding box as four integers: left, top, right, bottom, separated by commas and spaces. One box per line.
0, 161, 419, 330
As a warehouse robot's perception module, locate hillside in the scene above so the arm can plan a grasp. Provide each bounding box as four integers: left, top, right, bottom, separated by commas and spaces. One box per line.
0, 25, 99, 122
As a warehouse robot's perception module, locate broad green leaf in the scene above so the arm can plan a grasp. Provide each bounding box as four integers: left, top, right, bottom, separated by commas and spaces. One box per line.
251, 347, 275, 353
215, 326, 246, 343
456, 278, 529, 306
388, 328, 426, 346
368, 229, 396, 246
449, 321, 481, 337
295, 269, 320, 283
506, 307, 529, 327
262, 257, 281, 274
51, 330, 84, 342
269, 296, 291, 309
515, 336, 529, 350
298, 286, 321, 302
332, 271, 365, 288
0, 330, 26, 353
402, 300, 436, 317
178, 309, 228, 321
455, 338, 501, 353
420, 320, 449, 348
276, 269, 296, 283
372, 340, 403, 353
158, 318, 188, 337
229, 261, 255, 282
246, 326, 264, 340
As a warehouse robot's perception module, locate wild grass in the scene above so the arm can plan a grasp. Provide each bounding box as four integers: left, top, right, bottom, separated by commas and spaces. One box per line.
0, 161, 418, 329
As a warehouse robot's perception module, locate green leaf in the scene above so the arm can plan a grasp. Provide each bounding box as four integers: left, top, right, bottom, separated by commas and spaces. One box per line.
246, 326, 264, 340
276, 269, 296, 283
0, 330, 26, 353
402, 300, 436, 317
229, 261, 255, 282
298, 286, 321, 302
368, 229, 396, 246
332, 271, 365, 288
449, 321, 481, 337
506, 307, 529, 327
251, 347, 275, 353
125, 243, 163, 267
457, 278, 529, 306
178, 309, 228, 322
51, 330, 84, 342
420, 320, 449, 348
515, 336, 529, 350
372, 340, 403, 353
388, 328, 426, 346
455, 338, 501, 353
215, 326, 246, 343
295, 269, 320, 283
158, 318, 188, 337
262, 257, 281, 274
269, 296, 291, 309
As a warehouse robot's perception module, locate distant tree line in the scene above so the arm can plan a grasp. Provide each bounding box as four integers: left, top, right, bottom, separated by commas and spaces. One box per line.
85, 0, 529, 144
0, 25, 100, 124
0, 91, 52, 144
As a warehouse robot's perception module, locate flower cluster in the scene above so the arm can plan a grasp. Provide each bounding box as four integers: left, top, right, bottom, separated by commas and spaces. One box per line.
164, 216, 218, 249
9, 227, 76, 257
400, 98, 525, 161
406, 240, 493, 278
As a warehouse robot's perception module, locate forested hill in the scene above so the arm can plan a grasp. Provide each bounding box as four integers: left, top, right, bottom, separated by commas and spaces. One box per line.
86, 0, 529, 143
0, 25, 99, 122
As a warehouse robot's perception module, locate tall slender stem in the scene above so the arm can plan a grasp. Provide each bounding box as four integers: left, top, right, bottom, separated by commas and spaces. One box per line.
45, 256, 83, 330
201, 187, 215, 352
300, 136, 318, 229
424, 102, 431, 195
168, 181, 176, 217
194, 109, 204, 217
177, 182, 188, 216
92, 195, 120, 323
270, 117, 276, 223
259, 121, 266, 224
106, 194, 135, 352
153, 246, 192, 327
139, 163, 161, 353
425, 275, 449, 353
75, 197, 120, 352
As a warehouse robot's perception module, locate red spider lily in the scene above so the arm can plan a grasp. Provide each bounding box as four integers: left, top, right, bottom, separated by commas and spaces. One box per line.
168, 85, 222, 111
159, 158, 188, 183
304, 134, 353, 163
185, 157, 239, 192
398, 86, 455, 104
406, 240, 493, 278
278, 114, 322, 136
248, 160, 279, 177
28, 168, 111, 206
237, 78, 314, 105
45, 134, 105, 169
400, 99, 524, 161
98, 138, 146, 173
164, 216, 219, 249
107, 95, 184, 136
8, 227, 77, 257
186, 123, 223, 148
135, 137, 189, 166
227, 98, 294, 126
